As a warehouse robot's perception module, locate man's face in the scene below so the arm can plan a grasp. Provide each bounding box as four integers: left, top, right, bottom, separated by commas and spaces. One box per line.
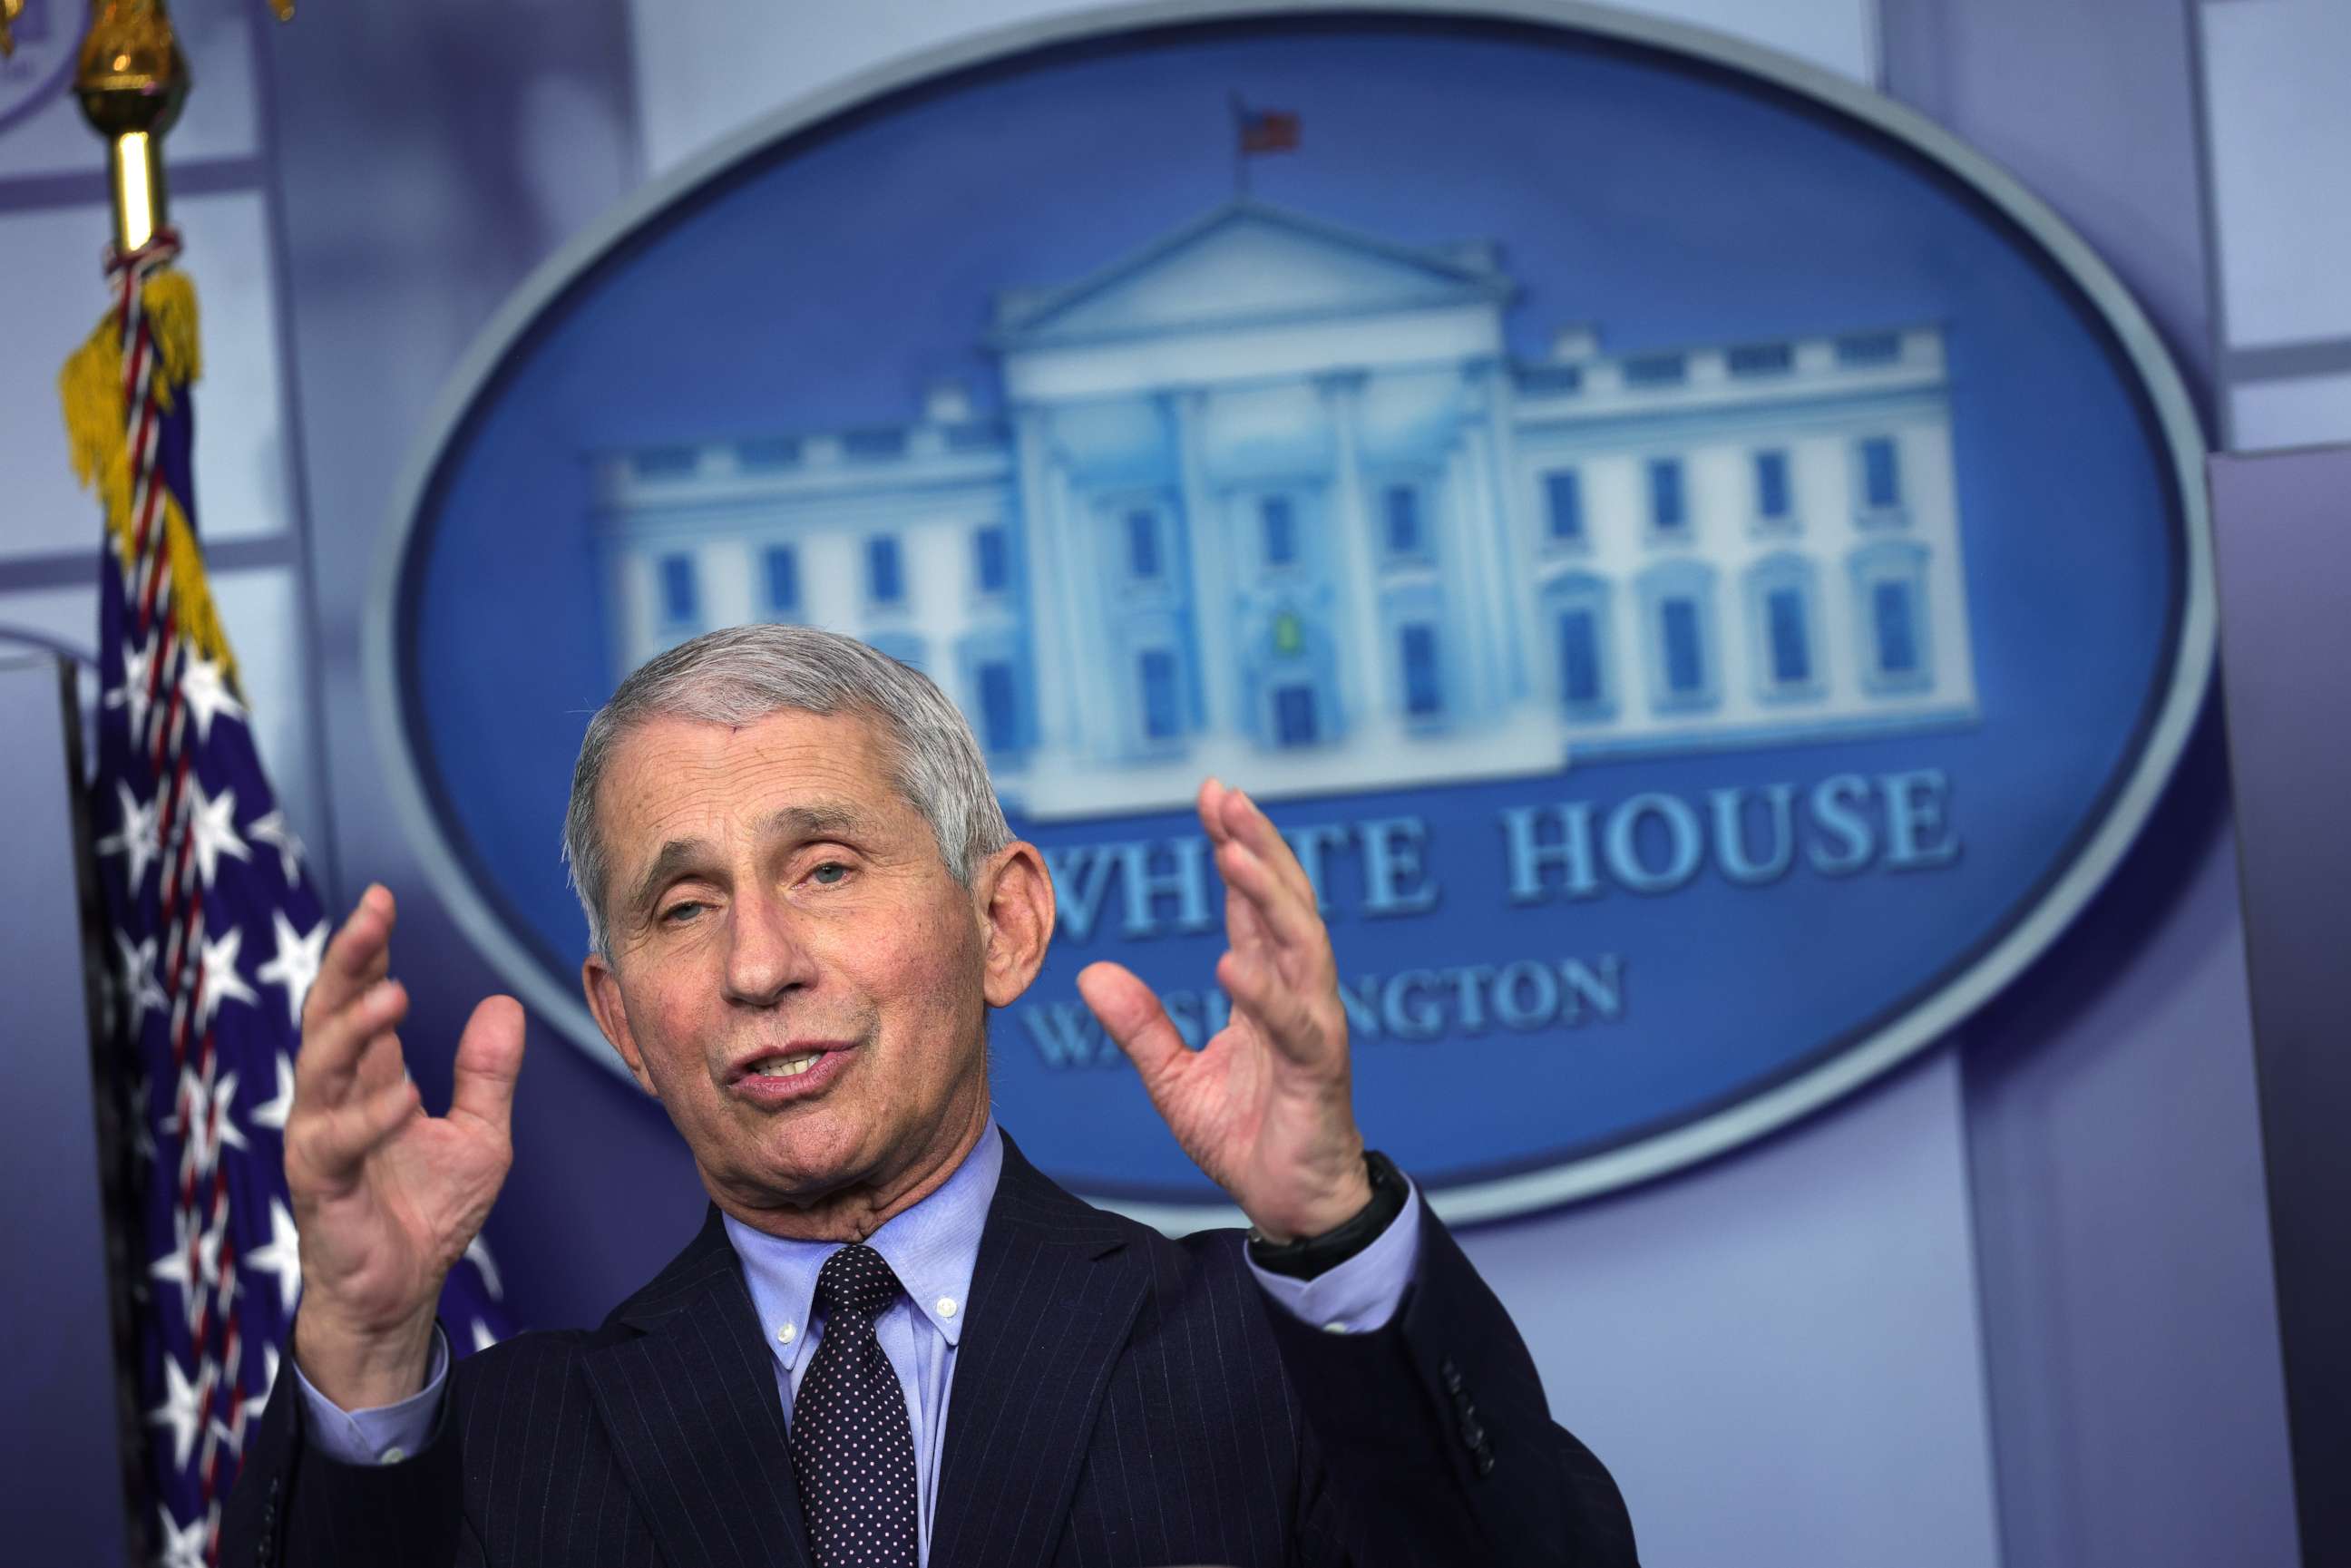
580, 707, 1035, 1221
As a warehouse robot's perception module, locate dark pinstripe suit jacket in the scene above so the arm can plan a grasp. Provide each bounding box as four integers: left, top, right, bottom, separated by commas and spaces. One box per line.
223, 1137, 1636, 1566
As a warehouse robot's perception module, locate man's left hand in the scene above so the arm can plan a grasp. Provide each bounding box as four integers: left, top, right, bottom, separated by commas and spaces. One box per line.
1078, 778, 1372, 1243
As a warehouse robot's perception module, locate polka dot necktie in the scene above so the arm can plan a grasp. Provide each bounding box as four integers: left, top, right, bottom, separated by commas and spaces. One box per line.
791, 1244, 919, 1568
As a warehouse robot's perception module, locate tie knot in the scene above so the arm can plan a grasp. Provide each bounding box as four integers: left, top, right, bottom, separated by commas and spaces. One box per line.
814, 1243, 902, 1325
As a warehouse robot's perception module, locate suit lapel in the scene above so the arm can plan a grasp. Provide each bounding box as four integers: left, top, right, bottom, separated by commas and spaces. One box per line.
929, 1136, 1146, 1568
583, 1208, 812, 1568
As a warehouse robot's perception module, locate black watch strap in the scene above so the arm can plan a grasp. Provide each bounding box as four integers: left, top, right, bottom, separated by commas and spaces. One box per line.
1245, 1151, 1407, 1280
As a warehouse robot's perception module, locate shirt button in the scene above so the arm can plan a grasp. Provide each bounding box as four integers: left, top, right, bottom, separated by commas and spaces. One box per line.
1322, 1320, 1350, 1335
380, 1446, 407, 1466
777, 1321, 796, 1344
936, 1297, 957, 1319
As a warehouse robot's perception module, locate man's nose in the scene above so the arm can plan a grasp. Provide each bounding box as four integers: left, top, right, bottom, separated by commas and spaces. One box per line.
723, 887, 816, 1006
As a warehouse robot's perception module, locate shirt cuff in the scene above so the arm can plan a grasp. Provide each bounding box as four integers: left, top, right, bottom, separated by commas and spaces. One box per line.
1245, 1178, 1423, 1335
292, 1324, 449, 1466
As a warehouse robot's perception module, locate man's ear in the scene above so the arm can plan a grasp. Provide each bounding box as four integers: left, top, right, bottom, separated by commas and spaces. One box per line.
582, 952, 659, 1097
976, 840, 1054, 1008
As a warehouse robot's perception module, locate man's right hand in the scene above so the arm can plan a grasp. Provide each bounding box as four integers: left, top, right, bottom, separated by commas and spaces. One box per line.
285, 885, 526, 1410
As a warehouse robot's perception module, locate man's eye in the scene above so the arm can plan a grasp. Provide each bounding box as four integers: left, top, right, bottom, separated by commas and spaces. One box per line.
809, 862, 850, 886
659, 901, 705, 924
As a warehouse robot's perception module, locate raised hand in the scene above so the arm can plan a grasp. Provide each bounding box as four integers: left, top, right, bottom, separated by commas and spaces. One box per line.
284, 885, 525, 1408
1078, 779, 1371, 1242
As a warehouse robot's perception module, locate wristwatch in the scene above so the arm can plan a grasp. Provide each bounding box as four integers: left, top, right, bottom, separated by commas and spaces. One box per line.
1245, 1150, 1407, 1280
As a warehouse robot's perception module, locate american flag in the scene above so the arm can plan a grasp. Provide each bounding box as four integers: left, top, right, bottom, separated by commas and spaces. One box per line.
1235, 102, 1302, 155
73, 229, 513, 1564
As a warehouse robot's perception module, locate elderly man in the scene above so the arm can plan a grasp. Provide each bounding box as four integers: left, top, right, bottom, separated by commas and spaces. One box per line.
224, 625, 1635, 1567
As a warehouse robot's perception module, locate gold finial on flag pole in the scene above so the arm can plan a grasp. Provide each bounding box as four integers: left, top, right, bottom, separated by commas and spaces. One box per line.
1, 2, 25, 61
71, 2, 298, 251
74, 2, 190, 251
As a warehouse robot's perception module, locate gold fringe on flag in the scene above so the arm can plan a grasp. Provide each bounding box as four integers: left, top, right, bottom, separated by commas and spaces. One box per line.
58, 268, 238, 687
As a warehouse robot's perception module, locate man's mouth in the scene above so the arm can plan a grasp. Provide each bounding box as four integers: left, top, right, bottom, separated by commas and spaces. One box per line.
727, 1043, 857, 1099
746, 1051, 824, 1079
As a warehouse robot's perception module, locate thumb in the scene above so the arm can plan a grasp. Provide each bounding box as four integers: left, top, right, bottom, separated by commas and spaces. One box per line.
449, 995, 526, 1135
1077, 961, 1187, 1094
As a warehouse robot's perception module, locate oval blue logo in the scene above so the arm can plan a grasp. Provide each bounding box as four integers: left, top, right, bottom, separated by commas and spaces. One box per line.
376, 4, 2210, 1224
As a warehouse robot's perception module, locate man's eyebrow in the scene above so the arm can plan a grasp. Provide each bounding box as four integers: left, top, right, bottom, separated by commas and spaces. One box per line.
626, 837, 713, 918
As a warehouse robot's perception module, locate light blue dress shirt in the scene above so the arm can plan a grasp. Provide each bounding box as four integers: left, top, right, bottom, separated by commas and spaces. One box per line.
297, 1120, 1422, 1563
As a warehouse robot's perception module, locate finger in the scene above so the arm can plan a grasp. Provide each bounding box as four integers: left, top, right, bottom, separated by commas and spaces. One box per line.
296, 978, 408, 1107
1215, 837, 1325, 964
297, 1072, 422, 1186
303, 884, 396, 1036
1076, 961, 1190, 1092
1217, 948, 1329, 1063
1197, 777, 1234, 845
347, 1018, 397, 1085
1218, 787, 1317, 908
449, 996, 527, 1136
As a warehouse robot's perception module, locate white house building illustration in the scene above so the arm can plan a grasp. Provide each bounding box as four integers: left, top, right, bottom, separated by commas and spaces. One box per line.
593, 200, 1977, 819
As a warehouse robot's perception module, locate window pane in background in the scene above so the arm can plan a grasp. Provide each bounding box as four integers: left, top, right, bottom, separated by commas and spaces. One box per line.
1384, 485, 1420, 555
868, 536, 903, 603
1649, 459, 1686, 531
1873, 580, 1917, 673
1756, 451, 1791, 519
1401, 623, 1441, 716
765, 546, 798, 613
1546, 471, 1584, 541
1860, 437, 1903, 509
978, 660, 1018, 751
974, 527, 1009, 593
1127, 510, 1159, 579
1767, 587, 1810, 684
660, 553, 697, 624
1663, 598, 1703, 692
1560, 610, 1602, 706
1263, 497, 1296, 566
1141, 648, 1178, 738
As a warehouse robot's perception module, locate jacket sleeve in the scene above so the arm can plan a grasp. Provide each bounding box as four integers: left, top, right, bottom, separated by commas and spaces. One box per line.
219, 1325, 476, 1568
1266, 1201, 1640, 1567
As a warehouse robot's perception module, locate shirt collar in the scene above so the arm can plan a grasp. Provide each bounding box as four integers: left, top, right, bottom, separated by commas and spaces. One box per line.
724, 1119, 1002, 1374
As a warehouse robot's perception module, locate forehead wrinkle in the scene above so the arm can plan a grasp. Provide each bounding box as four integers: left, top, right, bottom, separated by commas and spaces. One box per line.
761, 801, 878, 842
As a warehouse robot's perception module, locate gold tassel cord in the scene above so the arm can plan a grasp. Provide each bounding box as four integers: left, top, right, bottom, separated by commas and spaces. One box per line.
58, 267, 239, 689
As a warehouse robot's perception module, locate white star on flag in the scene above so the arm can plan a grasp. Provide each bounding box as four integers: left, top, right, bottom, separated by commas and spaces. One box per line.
177, 1063, 249, 1175
154, 1504, 209, 1568
249, 1052, 296, 1134
473, 1318, 502, 1353
196, 924, 260, 1032
97, 780, 161, 895
147, 1353, 202, 1472
149, 1207, 223, 1328
115, 929, 167, 1034
256, 909, 327, 1027
246, 1197, 304, 1315
102, 628, 157, 741
178, 650, 246, 742
465, 1232, 505, 1300
246, 807, 306, 883
185, 777, 251, 890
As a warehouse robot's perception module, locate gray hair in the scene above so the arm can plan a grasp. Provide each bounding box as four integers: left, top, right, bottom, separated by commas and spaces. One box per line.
562, 623, 1011, 958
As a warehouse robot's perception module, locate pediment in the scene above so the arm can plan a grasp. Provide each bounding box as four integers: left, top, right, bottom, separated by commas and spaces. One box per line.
993, 200, 1511, 346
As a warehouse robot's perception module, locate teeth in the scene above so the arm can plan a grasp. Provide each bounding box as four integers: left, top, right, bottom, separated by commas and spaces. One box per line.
751, 1052, 821, 1079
